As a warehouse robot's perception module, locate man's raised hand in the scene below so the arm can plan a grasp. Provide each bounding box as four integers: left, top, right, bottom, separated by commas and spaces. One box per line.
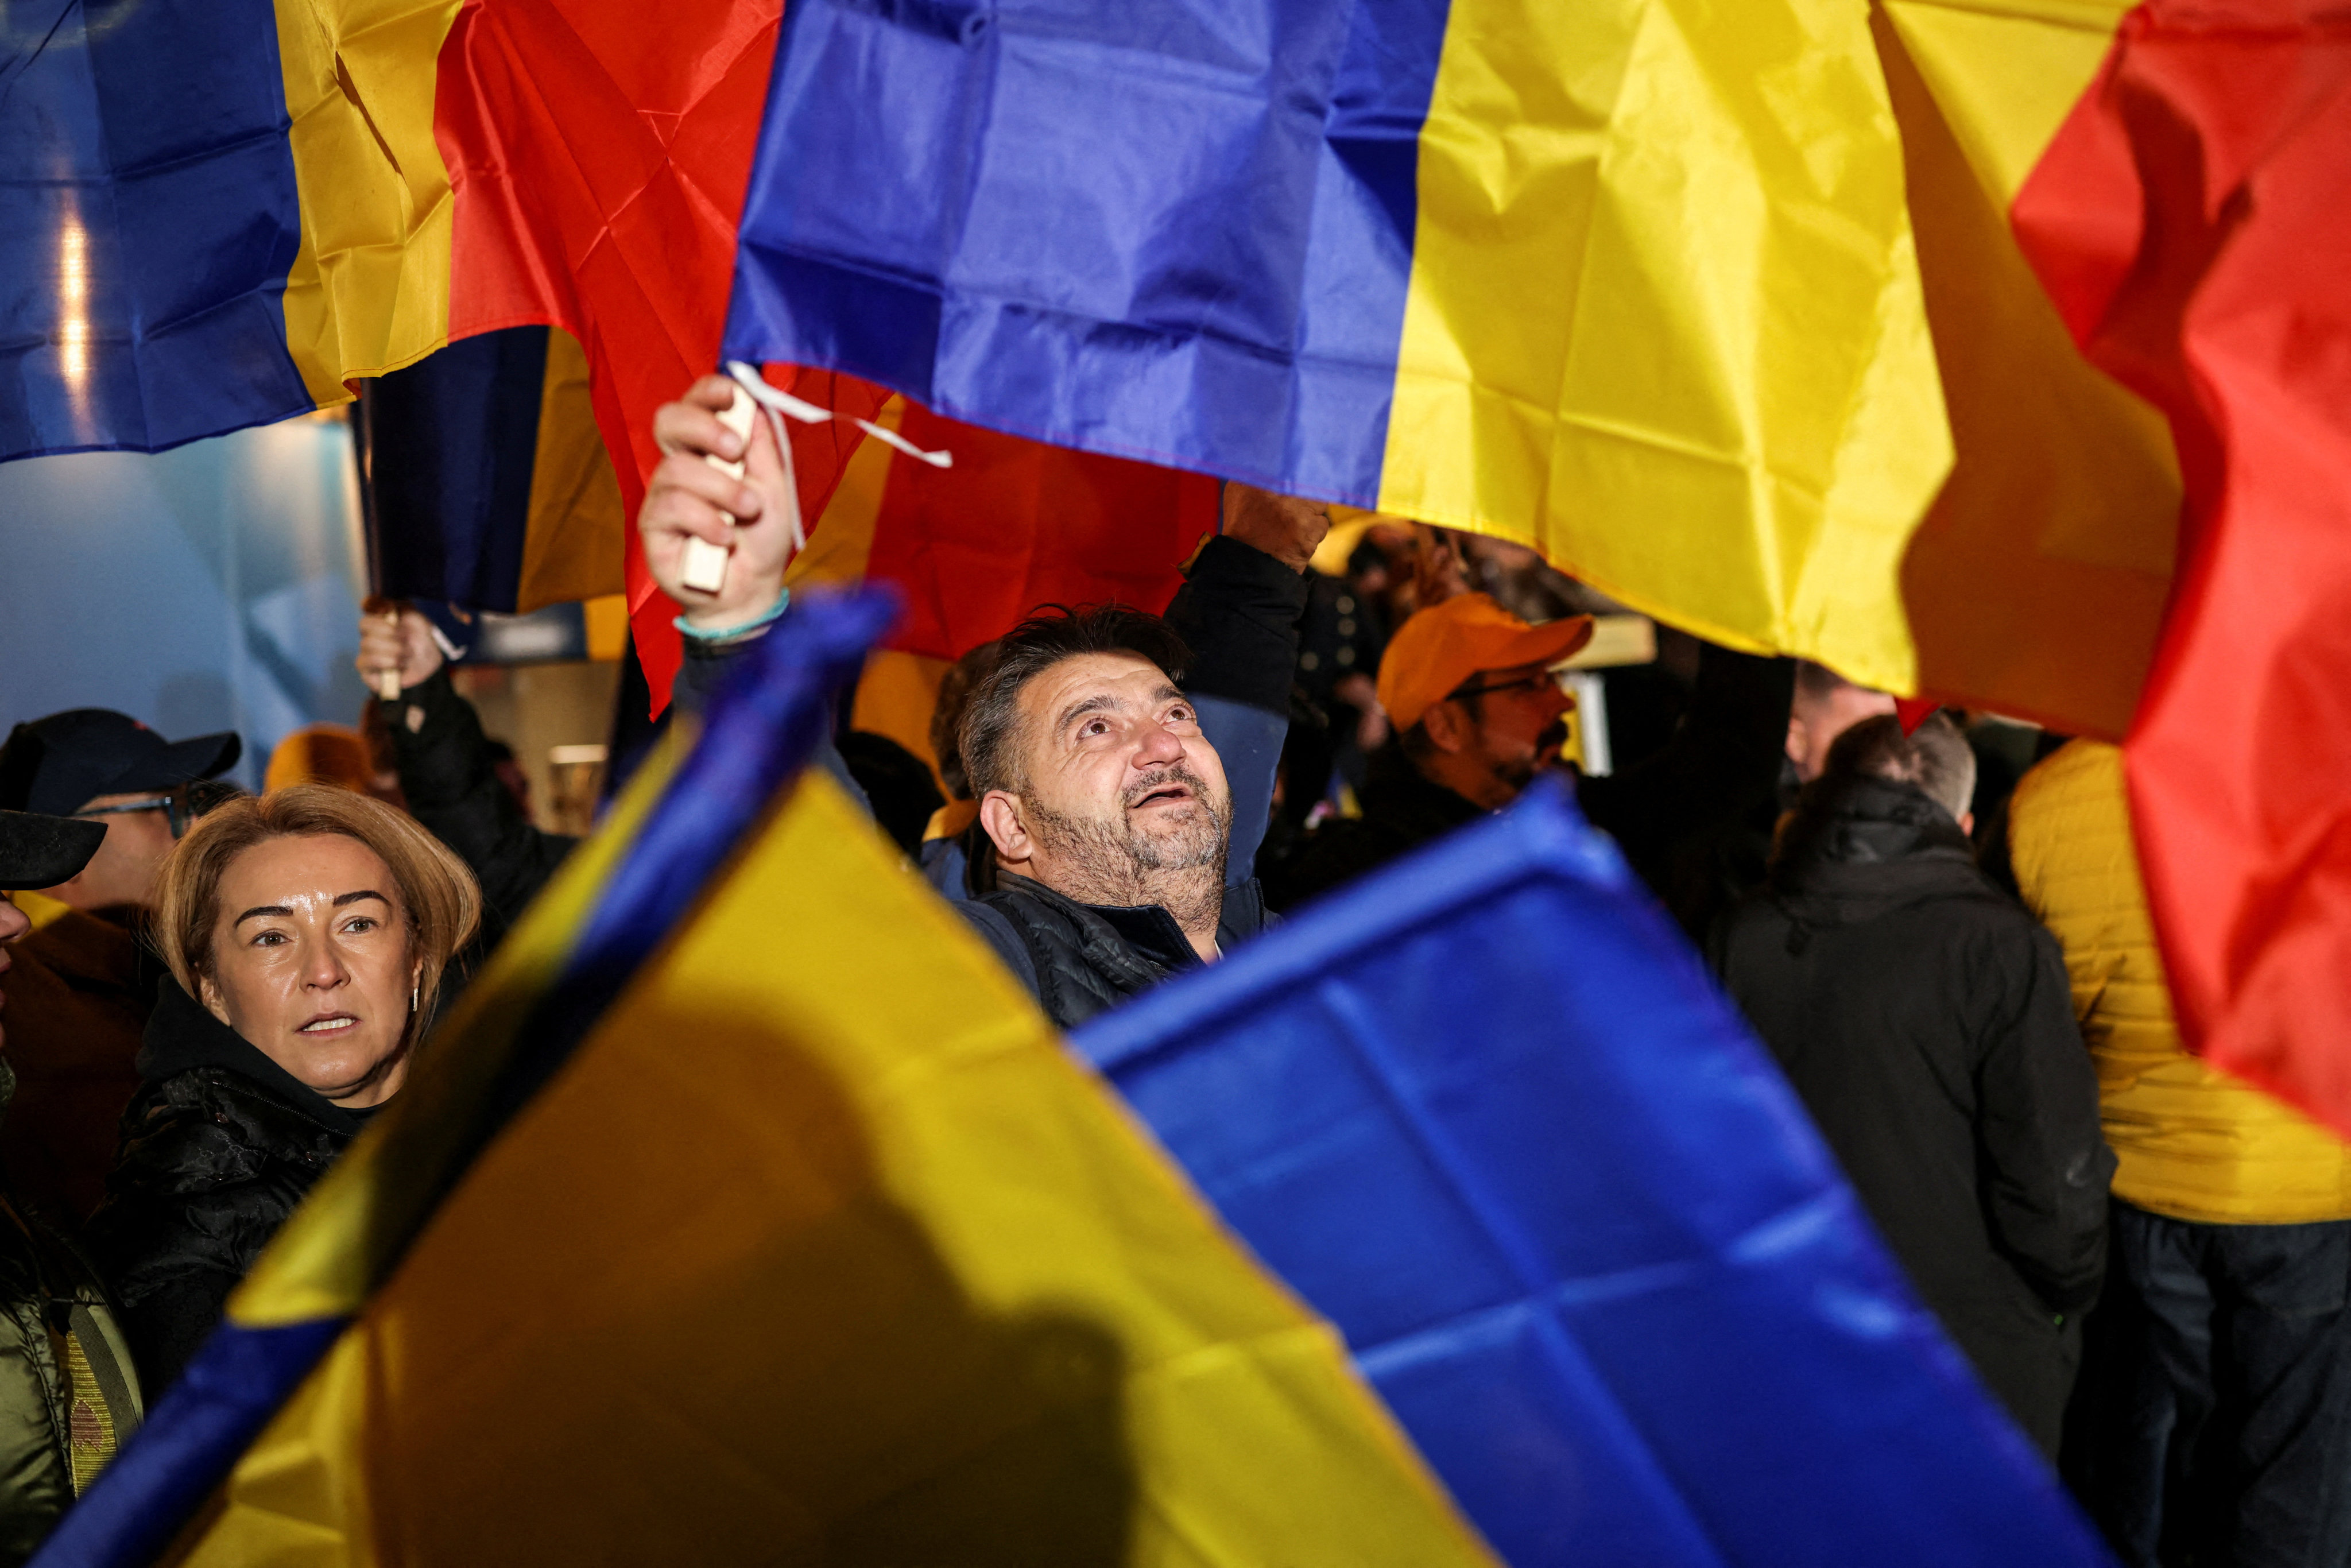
356, 601, 443, 695
642, 374, 802, 630
1222, 483, 1334, 574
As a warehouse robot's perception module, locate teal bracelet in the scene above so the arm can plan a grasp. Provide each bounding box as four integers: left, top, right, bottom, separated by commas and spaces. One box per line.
675, 587, 790, 642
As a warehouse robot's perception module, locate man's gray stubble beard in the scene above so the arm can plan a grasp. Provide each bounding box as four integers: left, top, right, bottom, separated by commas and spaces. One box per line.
1024, 766, 1230, 917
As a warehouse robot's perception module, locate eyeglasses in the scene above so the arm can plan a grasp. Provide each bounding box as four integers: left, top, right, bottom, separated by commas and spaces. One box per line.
1449, 671, 1562, 702
72, 796, 173, 819
73, 790, 194, 838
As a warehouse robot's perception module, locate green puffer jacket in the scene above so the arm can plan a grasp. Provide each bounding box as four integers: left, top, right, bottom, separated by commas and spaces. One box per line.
0, 1195, 142, 1566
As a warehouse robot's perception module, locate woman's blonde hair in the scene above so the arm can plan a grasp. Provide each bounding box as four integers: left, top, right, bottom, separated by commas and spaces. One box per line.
154, 785, 482, 1021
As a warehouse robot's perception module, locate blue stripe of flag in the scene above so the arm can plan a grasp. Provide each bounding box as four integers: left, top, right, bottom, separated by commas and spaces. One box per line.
0, 0, 314, 460
723, 0, 1453, 505
1073, 779, 2116, 1568
355, 326, 551, 611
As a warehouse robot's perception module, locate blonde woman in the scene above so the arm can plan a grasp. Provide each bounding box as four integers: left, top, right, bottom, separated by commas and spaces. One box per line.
84, 787, 478, 1392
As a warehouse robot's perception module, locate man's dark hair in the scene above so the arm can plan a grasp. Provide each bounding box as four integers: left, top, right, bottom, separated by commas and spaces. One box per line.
1826, 711, 1976, 823
958, 605, 1192, 799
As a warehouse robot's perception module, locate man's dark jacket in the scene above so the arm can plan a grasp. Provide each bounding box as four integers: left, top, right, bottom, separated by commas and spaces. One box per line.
962, 879, 1268, 1031
1709, 773, 2114, 1454
83, 984, 371, 1392
955, 535, 1306, 1030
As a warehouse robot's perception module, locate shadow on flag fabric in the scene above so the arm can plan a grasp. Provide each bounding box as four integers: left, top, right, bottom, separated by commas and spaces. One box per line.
31, 593, 1492, 1567
1075, 778, 2116, 1567
1874, 0, 2182, 741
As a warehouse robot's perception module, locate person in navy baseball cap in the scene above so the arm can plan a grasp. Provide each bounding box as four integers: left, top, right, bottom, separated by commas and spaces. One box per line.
0, 712, 241, 913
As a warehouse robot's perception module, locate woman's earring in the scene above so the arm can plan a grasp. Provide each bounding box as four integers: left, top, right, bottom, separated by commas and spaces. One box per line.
410, 984, 419, 1013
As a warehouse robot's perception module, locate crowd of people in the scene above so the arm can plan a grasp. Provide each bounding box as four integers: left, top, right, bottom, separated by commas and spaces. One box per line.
0, 374, 2339, 1564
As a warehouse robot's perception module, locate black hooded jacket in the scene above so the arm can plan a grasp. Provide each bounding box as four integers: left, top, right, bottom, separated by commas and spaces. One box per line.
1709, 775, 2113, 1454
82, 984, 373, 1393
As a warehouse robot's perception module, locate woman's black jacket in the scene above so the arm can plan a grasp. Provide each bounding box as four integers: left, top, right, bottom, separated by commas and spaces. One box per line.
82, 984, 371, 1393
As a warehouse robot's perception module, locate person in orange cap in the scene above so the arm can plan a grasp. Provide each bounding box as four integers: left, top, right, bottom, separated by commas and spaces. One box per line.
1272, 594, 1591, 907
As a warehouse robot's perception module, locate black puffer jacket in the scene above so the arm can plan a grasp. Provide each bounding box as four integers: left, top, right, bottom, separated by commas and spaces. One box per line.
961, 879, 1271, 1031
1710, 775, 2113, 1455
83, 984, 371, 1393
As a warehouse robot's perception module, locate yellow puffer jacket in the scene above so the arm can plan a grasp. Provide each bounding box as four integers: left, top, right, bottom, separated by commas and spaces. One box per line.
2009, 741, 2351, 1224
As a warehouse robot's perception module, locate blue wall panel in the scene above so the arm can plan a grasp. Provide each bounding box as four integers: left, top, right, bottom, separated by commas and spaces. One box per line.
0, 414, 371, 789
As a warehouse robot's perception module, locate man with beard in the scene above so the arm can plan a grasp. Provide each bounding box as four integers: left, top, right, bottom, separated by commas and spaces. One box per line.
1269, 594, 1593, 910
951, 606, 1252, 1027
636, 375, 1325, 1028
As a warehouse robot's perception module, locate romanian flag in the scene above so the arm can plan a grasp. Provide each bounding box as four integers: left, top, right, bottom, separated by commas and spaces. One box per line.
33, 606, 2108, 1565
726, 0, 2351, 1136
1, 0, 868, 706
0, 0, 2189, 725
723, 0, 1954, 699
1866, 0, 2351, 1135
1, 0, 1200, 714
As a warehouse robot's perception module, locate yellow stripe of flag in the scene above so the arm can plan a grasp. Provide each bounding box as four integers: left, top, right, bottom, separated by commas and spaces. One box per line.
1879, 0, 2179, 738
1382, 0, 1950, 694
270, 0, 462, 406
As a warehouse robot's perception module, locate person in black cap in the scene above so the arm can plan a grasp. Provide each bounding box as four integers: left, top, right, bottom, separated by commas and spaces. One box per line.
0, 714, 243, 1225
0, 711, 242, 916
0, 811, 144, 1559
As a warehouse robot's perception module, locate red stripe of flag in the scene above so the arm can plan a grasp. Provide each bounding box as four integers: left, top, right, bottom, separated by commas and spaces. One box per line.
2013, 1, 2351, 1130
432, 0, 884, 707
868, 406, 1221, 661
